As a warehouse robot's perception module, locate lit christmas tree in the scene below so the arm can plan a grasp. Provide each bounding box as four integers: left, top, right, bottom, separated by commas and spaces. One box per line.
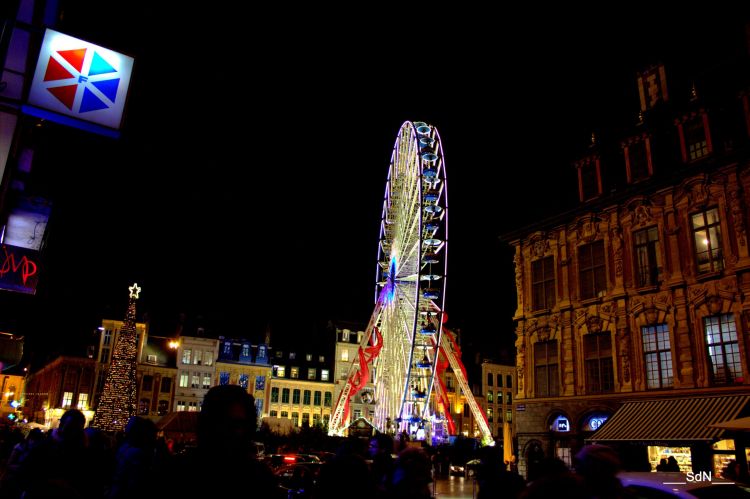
91, 283, 140, 432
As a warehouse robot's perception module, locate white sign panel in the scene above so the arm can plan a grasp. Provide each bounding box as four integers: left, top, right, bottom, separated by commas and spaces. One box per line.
27, 29, 134, 130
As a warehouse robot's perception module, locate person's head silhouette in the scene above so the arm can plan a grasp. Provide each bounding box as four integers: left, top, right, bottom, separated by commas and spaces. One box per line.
197, 385, 256, 457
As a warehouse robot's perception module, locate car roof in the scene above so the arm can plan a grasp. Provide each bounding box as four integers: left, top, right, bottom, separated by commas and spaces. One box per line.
618, 471, 749, 498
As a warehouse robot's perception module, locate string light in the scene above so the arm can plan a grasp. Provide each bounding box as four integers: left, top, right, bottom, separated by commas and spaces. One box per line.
91, 283, 140, 432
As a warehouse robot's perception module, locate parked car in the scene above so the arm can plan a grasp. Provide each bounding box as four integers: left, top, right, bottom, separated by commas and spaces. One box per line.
618, 471, 750, 498
266, 453, 321, 469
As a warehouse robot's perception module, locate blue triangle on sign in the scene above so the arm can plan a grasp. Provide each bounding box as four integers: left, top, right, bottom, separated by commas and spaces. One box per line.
92, 78, 120, 102
88, 52, 117, 76
79, 87, 109, 113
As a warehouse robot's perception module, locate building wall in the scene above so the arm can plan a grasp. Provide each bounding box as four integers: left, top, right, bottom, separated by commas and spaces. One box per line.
0, 373, 25, 421
23, 356, 96, 427
481, 362, 515, 440
135, 364, 176, 420
333, 327, 376, 426
509, 54, 750, 478
214, 361, 271, 415
173, 336, 218, 412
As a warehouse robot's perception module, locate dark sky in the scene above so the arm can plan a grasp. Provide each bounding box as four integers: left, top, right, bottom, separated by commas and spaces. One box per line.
2, 5, 748, 366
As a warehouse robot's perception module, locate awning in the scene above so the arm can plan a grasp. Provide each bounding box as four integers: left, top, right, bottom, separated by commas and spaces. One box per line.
708, 416, 750, 431
588, 394, 750, 443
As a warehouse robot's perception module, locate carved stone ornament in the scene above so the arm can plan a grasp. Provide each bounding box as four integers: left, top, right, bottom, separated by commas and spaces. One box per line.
574, 215, 602, 243
587, 316, 603, 333
533, 239, 550, 258
730, 189, 747, 247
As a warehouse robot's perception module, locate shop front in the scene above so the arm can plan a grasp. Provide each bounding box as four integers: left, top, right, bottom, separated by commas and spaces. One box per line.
588, 394, 750, 476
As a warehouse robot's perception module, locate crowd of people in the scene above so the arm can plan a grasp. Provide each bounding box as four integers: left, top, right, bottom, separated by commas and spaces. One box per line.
0, 387, 739, 498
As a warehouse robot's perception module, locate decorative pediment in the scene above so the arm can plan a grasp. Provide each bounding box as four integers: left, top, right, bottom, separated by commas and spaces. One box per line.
630, 292, 673, 325
687, 278, 738, 313
527, 315, 561, 342
528, 231, 551, 258
571, 214, 604, 243
624, 197, 654, 227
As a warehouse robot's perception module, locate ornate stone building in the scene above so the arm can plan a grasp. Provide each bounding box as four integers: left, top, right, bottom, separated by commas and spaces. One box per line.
506, 41, 750, 479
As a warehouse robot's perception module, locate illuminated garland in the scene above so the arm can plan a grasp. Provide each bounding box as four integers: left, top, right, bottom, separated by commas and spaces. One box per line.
91, 283, 140, 431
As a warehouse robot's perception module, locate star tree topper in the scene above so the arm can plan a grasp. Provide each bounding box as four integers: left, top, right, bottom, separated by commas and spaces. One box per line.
128, 282, 141, 299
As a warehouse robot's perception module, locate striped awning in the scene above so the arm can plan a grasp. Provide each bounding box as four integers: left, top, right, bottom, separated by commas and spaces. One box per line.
588, 394, 750, 443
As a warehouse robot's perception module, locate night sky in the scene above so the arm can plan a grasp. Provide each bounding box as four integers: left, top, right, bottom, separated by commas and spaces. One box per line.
1, 5, 747, 367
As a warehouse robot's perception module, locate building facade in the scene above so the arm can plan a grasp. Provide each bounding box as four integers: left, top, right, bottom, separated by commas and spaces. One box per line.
267, 347, 334, 429
508, 52, 750, 479
173, 335, 219, 412
215, 336, 272, 418
23, 356, 96, 427
333, 326, 376, 427
0, 371, 25, 422
481, 362, 515, 441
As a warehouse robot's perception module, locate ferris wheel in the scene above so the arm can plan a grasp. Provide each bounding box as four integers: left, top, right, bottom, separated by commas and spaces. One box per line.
329, 120, 492, 444
370, 120, 448, 437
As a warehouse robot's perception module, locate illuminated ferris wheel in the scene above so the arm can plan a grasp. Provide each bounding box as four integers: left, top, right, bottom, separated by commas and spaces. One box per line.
371, 120, 448, 437
328, 121, 449, 439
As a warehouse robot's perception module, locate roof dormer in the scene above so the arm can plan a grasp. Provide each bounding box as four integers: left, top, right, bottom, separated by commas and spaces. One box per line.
575, 134, 602, 203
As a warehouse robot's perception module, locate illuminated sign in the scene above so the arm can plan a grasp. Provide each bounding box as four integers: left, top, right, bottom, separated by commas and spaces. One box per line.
552, 415, 570, 432
583, 413, 610, 432
0, 244, 39, 294
27, 29, 134, 130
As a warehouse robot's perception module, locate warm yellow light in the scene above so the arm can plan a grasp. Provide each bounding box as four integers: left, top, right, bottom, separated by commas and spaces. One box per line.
702, 238, 709, 246
168, 340, 179, 350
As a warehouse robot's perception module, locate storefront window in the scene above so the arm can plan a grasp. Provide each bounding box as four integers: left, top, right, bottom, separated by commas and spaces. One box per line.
647, 445, 691, 473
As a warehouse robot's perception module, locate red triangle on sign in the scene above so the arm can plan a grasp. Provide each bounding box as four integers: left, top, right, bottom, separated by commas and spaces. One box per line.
57, 48, 87, 72
43, 57, 74, 81
47, 84, 78, 110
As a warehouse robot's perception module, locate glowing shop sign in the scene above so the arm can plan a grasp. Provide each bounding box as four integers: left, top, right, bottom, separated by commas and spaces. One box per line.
552, 415, 570, 432
0, 244, 39, 294
27, 29, 134, 130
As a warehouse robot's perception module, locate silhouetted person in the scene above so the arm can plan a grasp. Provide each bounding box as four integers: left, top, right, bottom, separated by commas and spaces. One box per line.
391, 447, 432, 499
0, 428, 45, 498
109, 416, 160, 498
16, 409, 97, 498
574, 444, 626, 499
369, 433, 395, 497
163, 385, 280, 498
473, 445, 526, 499
656, 458, 668, 471
316, 438, 375, 499
665, 455, 680, 472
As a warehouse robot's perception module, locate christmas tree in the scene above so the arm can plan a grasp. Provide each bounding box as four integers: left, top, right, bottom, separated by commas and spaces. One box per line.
91, 283, 140, 432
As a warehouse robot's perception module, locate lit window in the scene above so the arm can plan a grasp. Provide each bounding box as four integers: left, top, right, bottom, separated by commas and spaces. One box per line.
77, 393, 88, 411
239, 374, 249, 389
194, 350, 202, 365
634, 227, 662, 287
319, 356, 325, 363
223, 342, 231, 355
289, 352, 296, 360
219, 372, 229, 385
705, 314, 742, 384
642, 324, 673, 389
275, 366, 286, 378
685, 116, 710, 160
202, 374, 211, 390
179, 373, 189, 388
487, 391, 494, 403
487, 407, 493, 423
188, 401, 198, 412
290, 367, 299, 379
204, 351, 213, 366
341, 350, 349, 362
191, 374, 200, 389
147, 354, 157, 364
321, 369, 329, 381
306, 354, 312, 361
242, 344, 250, 357
308, 368, 317, 380
692, 208, 723, 274
182, 349, 191, 364
177, 401, 186, 412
